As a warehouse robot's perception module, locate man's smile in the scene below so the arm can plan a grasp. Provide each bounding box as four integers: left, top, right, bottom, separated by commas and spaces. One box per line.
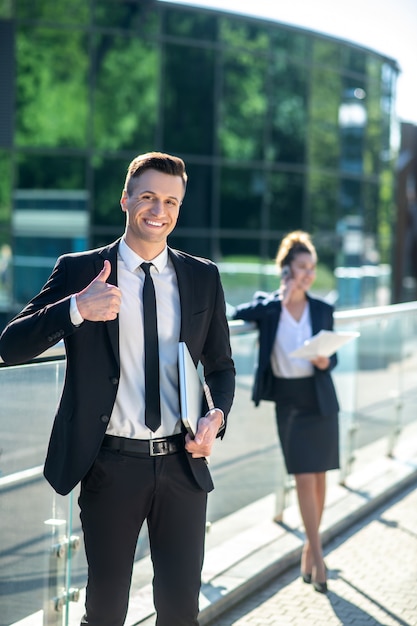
144, 219, 164, 227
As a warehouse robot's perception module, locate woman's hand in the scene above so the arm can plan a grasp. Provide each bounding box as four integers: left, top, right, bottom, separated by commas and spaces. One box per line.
280, 277, 295, 305
310, 355, 330, 370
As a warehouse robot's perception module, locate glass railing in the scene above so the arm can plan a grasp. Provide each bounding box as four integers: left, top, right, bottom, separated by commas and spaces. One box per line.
1, 301, 417, 625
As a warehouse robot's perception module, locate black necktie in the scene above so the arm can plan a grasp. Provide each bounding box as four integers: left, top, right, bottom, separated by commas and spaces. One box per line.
141, 262, 161, 432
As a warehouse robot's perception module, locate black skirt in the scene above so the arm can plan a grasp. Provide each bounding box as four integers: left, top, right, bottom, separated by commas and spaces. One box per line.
272, 376, 339, 474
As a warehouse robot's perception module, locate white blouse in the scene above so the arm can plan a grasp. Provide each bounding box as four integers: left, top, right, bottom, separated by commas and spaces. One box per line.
270, 303, 314, 378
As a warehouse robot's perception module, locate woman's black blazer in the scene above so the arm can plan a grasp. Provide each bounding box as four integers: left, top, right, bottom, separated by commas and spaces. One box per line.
233, 291, 339, 417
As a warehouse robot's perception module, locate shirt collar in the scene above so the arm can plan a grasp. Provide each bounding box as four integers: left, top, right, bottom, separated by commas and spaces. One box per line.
119, 237, 168, 274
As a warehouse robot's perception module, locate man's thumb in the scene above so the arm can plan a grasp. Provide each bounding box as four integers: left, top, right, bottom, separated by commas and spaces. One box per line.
96, 259, 111, 282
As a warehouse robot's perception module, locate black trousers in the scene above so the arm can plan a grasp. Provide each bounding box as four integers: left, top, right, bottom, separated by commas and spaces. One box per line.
78, 447, 207, 626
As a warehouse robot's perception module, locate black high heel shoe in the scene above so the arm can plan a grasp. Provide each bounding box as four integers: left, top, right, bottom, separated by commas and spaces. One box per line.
313, 580, 328, 594
312, 562, 328, 593
301, 573, 312, 584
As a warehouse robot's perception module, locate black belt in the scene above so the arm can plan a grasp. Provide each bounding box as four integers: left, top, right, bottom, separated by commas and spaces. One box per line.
101, 434, 184, 457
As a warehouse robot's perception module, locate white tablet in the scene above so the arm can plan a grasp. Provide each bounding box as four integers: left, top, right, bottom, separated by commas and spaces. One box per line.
178, 342, 204, 437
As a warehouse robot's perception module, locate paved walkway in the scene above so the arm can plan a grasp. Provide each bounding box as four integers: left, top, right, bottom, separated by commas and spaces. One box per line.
211, 481, 417, 626
11, 422, 417, 626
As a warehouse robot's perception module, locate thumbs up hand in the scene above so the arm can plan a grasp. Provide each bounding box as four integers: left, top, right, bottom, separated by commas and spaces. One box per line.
76, 260, 122, 322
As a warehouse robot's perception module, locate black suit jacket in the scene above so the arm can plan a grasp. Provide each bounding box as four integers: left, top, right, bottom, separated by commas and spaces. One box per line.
233, 291, 339, 416
0, 239, 235, 495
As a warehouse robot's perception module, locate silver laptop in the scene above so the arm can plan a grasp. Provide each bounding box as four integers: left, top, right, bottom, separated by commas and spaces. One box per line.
178, 342, 204, 437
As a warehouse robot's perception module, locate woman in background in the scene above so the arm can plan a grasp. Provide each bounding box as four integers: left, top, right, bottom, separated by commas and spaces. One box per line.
233, 231, 340, 593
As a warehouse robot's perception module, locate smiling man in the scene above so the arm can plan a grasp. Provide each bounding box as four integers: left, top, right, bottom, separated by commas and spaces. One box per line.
0, 152, 236, 626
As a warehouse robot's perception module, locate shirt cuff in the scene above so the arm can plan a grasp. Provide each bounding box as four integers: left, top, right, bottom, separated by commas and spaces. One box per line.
70, 294, 84, 326
206, 407, 225, 434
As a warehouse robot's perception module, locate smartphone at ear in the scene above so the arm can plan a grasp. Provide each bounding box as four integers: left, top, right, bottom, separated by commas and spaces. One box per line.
281, 265, 291, 280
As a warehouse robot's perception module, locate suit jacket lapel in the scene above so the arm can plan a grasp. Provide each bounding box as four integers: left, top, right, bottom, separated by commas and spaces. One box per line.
308, 296, 321, 336
97, 239, 120, 364
168, 248, 193, 343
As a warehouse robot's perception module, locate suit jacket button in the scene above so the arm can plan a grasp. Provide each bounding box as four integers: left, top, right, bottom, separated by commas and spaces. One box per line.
110, 377, 119, 385
100, 414, 110, 423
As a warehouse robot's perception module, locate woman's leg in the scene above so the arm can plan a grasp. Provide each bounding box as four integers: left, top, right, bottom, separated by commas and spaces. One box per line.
295, 472, 327, 583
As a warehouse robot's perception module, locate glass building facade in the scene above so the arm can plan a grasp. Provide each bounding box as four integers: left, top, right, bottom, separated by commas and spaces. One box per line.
0, 0, 399, 318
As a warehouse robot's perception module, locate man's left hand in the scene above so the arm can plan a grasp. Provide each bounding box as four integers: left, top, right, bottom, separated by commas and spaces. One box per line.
185, 409, 223, 458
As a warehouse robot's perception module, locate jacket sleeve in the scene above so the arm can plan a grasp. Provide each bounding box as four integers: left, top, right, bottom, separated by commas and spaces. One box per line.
200, 266, 235, 423
0, 256, 77, 365
232, 291, 274, 322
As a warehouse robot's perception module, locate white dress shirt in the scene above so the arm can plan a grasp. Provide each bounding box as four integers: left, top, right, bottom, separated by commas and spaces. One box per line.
271, 303, 314, 378
71, 238, 182, 439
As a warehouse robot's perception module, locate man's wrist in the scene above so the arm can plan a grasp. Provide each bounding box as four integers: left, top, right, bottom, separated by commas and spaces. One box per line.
70, 294, 84, 326
205, 408, 225, 434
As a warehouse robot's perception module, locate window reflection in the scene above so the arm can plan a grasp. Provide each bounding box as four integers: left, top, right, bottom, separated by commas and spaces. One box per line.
92, 157, 127, 228
162, 44, 215, 154
94, 0, 158, 33
220, 49, 268, 161
269, 61, 308, 163
93, 35, 158, 152
269, 171, 304, 231
16, 27, 88, 148
163, 7, 218, 40
220, 167, 264, 231
0, 1, 399, 321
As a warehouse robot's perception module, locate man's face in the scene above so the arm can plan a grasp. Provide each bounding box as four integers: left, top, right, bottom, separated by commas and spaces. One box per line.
121, 169, 185, 253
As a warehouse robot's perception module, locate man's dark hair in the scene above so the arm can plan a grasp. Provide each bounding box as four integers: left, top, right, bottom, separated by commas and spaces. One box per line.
124, 152, 187, 195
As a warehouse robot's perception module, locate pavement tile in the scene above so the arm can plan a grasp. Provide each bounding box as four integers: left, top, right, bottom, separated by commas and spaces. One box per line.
208, 482, 417, 626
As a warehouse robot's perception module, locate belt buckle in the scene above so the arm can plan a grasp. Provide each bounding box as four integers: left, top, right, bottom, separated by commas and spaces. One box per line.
150, 438, 170, 456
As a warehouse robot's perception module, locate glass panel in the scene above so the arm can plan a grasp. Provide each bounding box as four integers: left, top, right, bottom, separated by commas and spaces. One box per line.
162, 43, 215, 154
344, 311, 417, 469
91, 230, 123, 251
269, 61, 308, 164
339, 177, 362, 217
0, 149, 12, 232
94, 0, 158, 34
377, 168, 394, 264
163, 6, 218, 41
362, 180, 379, 236
380, 63, 396, 151
269, 171, 304, 232
168, 233, 211, 259
177, 162, 212, 230
308, 63, 341, 169
92, 156, 128, 228
16, 26, 89, 148
341, 46, 367, 76
0, 151, 12, 314
12, 156, 88, 304
0, 362, 65, 477
93, 34, 158, 152
208, 328, 285, 520
16, 154, 86, 191
339, 78, 367, 174
219, 257, 278, 307
16, 0, 90, 23
219, 16, 270, 52
270, 27, 309, 62
219, 49, 268, 161
0, 360, 78, 625
0, 1, 13, 18
219, 167, 264, 230
219, 237, 262, 264
332, 320, 360, 482
2, 478, 73, 624
307, 171, 339, 233
364, 57, 384, 176
2, 303, 417, 621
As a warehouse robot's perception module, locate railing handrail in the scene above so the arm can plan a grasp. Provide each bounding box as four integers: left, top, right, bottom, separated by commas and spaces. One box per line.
1, 300, 417, 365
